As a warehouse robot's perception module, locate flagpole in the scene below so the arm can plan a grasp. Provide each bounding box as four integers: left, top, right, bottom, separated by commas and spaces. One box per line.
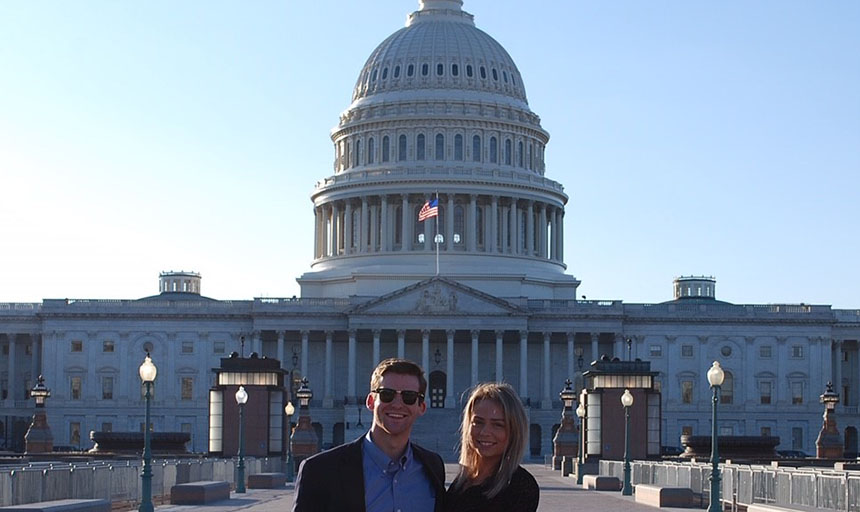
435, 190, 440, 275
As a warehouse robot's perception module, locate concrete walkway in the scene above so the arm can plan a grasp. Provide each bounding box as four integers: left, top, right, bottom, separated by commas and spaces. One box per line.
154, 463, 703, 511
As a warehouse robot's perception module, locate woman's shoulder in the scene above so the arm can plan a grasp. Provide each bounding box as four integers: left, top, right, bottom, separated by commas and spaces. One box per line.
510, 466, 538, 491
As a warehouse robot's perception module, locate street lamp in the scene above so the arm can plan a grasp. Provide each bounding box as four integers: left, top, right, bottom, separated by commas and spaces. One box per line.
235, 385, 248, 493
621, 388, 634, 496
575, 401, 586, 485
707, 361, 725, 512
138, 353, 157, 512
284, 401, 295, 482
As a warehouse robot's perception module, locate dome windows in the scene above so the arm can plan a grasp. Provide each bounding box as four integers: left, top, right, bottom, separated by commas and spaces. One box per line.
492, 68, 498, 81
435, 134, 445, 160
416, 134, 426, 160
472, 135, 481, 162
466, 65, 473, 78
394, 65, 401, 78
503, 71, 508, 83
489, 137, 498, 164
422, 63, 429, 76
382, 67, 389, 80
368, 138, 375, 164
382, 136, 390, 162
436, 63, 444, 76
398, 135, 407, 161
454, 134, 463, 161
504, 139, 512, 165
407, 64, 415, 77
480, 66, 487, 79
371, 69, 378, 81
452, 64, 459, 77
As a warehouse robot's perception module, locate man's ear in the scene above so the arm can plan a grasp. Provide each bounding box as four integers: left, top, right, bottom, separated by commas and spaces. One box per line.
417, 399, 427, 416
366, 392, 375, 410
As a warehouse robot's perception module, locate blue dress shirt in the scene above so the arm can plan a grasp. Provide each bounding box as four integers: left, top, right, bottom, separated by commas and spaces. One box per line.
362, 432, 436, 512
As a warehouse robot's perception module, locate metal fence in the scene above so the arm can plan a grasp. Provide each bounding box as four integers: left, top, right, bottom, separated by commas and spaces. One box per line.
601, 460, 860, 512
0, 457, 283, 508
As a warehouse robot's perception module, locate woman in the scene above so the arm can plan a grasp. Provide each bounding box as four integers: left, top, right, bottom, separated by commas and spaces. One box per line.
446, 382, 539, 512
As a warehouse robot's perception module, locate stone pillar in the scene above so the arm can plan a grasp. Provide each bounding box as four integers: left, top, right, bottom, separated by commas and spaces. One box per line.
324, 331, 333, 407
277, 331, 285, 370
30, 333, 40, 388
558, 208, 564, 262
446, 194, 455, 251
468, 195, 477, 252
422, 330, 430, 377
401, 194, 410, 251
550, 207, 558, 260
397, 330, 405, 359
252, 330, 262, 356
321, 205, 330, 257
300, 330, 309, 377
372, 329, 381, 366
566, 332, 574, 380
489, 195, 498, 253
539, 204, 547, 258
591, 332, 599, 361
360, 197, 368, 253
347, 329, 357, 402
423, 195, 433, 250
446, 329, 455, 408
495, 330, 504, 382
542, 332, 552, 409
331, 202, 340, 255
471, 330, 479, 387
511, 199, 519, 255
313, 206, 320, 259
834, 340, 843, 397
344, 201, 353, 255
380, 195, 389, 252
519, 331, 528, 399
7, 334, 16, 403
614, 334, 624, 360
526, 201, 534, 256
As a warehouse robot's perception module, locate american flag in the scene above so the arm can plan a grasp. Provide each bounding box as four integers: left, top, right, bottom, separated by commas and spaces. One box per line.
418, 198, 439, 221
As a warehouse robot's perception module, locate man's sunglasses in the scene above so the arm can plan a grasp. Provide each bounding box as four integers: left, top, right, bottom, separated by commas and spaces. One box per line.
372, 387, 424, 405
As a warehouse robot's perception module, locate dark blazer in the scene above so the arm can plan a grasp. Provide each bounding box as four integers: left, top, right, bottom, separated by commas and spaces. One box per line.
292, 434, 446, 512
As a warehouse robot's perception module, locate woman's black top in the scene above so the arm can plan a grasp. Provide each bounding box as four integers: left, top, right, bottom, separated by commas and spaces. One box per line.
445, 466, 539, 512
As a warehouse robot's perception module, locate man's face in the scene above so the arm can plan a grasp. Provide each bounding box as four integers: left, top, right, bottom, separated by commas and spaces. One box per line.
366, 372, 426, 440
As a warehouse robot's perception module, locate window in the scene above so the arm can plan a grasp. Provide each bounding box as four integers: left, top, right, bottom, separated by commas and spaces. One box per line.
382, 67, 388, 80
398, 134, 407, 161
650, 345, 662, 357
454, 134, 463, 160
681, 345, 693, 358
368, 138, 375, 164
503, 70, 508, 83
721, 345, 732, 357
371, 69, 377, 81
791, 345, 803, 358
435, 134, 445, 160
792, 427, 803, 449
492, 68, 498, 81
504, 139, 512, 165
181, 377, 193, 400
760, 345, 772, 358
354, 138, 361, 166
181, 341, 193, 354
416, 134, 425, 160
394, 65, 400, 78
720, 371, 733, 404
761, 426, 771, 436
382, 136, 390, 162
407, 64, 414, 77
71, 340, 83, 352
681, 381, 693, 404
760, 381, 772, 404
452, 63, 459, 76
70, 422, 81, 447
436, 63, 444, 76
472, 135, 481, 162
70, 377, 82, 400
422, 63, 429, 76
466, 64, 473, 77
101, 422, 112, 433
102, 376, 113, 400
480, 66, 486, 79
489, 137, 497, 163
103, 340, 114, 353
792, 382, 803, 404
214, 341, 225, 354
25, 344, 32, 355
517, 141, 524, 167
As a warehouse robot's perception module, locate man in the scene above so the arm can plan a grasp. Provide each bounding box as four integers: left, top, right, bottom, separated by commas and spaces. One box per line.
292, 358, 446, 512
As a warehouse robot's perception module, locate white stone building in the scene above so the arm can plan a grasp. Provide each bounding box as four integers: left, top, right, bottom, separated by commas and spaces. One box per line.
1, 0, 859, 460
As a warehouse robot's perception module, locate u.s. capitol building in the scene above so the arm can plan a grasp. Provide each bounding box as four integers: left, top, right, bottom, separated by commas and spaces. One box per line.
1, 0, 858, 459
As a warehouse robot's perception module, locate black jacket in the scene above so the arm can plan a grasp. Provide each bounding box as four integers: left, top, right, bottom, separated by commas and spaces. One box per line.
292, 435, 446, 512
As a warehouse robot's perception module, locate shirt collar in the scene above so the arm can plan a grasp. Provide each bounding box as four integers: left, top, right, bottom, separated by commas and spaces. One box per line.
363, 431, 414, 473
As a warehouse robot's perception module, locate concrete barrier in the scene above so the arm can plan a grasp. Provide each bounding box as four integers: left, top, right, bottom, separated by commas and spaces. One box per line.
248, 472, 286, 489
746, 505, 798, 512
634, 484, 695, 508
169, 481, 230, 505
582, 475, 621, 491
0, 498, 111, 511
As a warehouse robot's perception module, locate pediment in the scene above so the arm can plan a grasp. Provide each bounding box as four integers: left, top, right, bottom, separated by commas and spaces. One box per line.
348, 277, 526, 316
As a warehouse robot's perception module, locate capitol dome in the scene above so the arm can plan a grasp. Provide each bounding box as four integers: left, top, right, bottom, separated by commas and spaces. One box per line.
298, 0, 580, 300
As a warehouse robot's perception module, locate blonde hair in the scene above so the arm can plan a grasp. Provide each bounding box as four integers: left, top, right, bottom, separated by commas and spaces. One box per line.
451, 382, 528, 499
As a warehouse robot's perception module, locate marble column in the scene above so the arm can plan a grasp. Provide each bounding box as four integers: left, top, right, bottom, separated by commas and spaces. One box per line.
834, 339, 843, 395
347, 329, 357, 402
332, 202, 341, 255
397, 330, 405, 359
468, 195, 477, 252
252, 330, 262, 356
558, 208, 564, 262
526, 201, 534, 256
322, 205, 330, 257
446, 194, 455, 251
30, 333, 40, 388
539, 204, 547, 258
372, 329, 381, 366
324, 331, 333, 407
542, 332, 551, 409
300, 330, 309, 377
380, 195, 389, 252
511, 199, 519, 255
550, 207, 558, 260
360, 197, 368, 253
313, 206, 321, 258
591, 332, 599, 361
446, 329, 455, 408
7, 334, 16, 403
501, 204, 509, 253
519, 331, 528, 399
344, 201, 353, 255
401, 195, 410, 251
471, 330, 479, 387
421, 330, 430, 377
495, 330, 504, 382
489, 196, 498, 253
277, 331, 285, 369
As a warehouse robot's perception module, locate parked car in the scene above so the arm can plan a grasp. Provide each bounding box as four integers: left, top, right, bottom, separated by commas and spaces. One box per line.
661, 446, 684, 456
777, 450, 808, 458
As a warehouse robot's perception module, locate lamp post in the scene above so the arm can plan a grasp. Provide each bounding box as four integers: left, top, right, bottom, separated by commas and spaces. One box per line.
575, 401, 586, 485
707, 361, 725, 512
816, 381, 843, 458
284, 401, 295, 482
621, 388, 634, 496
553, 379, 577, 471
138, 353, 157, 512
235, 385, 248, 493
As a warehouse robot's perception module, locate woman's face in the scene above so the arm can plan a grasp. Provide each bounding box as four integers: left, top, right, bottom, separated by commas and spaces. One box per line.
469, 399, 509, 465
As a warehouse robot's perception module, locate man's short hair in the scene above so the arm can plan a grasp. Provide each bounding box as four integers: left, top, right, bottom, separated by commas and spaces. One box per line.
370, 358, 427, 396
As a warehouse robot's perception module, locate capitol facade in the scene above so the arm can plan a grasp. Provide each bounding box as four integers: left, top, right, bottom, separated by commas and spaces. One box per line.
1, 0, 859, 460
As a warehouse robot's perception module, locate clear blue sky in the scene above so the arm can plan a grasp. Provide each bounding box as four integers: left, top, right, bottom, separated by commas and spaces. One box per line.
1, 1, 858, 307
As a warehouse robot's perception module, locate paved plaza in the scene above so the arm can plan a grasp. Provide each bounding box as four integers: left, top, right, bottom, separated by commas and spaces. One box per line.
154, 463, 701, 512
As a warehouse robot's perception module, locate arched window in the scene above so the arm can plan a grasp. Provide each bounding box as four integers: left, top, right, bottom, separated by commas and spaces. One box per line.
454, 134, 463, 161
489, 137, 498, 164
437, 63, 444, 76
382, 136, 390, 162
454, 205, 465, 245
528, 143, 533, 170
721, 371, 734, 404
407, 64, 415, 77
398, 134, 407, 161
518, 141, 524, 167
422, 63, 429, 76
480, 66, 487, 79
354, 138, 361, 167
504, 139, 512, 165
368, 138, 375, 164
416, 134, 425, 161
452, 64, 459, 76
382, 67, 388, 80
492, 68, 498, 81
472, 135, 481, 162
466, 65, 473, 78
435, 133, 445, 160
394, 65, 400, 78
344, 140, 350, 169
